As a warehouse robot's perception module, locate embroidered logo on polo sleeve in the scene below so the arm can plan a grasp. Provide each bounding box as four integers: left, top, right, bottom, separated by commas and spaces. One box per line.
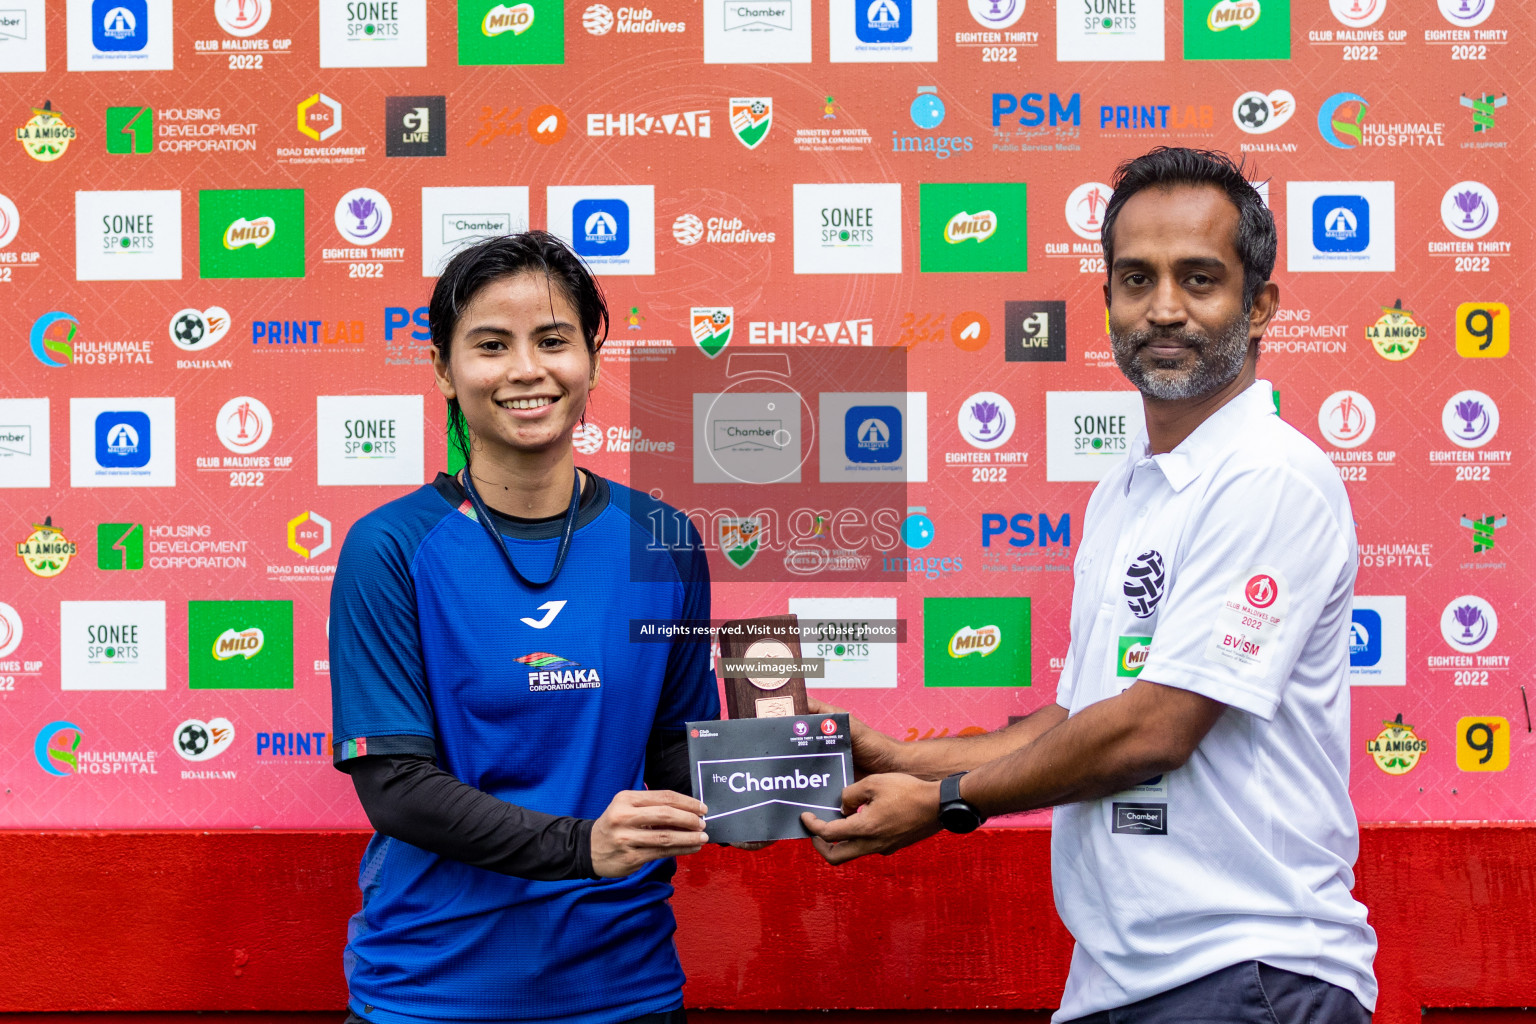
1205, 566, 1289, 672
1123, 550, 1166, 618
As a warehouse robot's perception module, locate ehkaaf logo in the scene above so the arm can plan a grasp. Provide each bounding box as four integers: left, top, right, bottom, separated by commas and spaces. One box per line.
518, 651, 602, 691
386, 95, 446, 156
587, 110, 710, 137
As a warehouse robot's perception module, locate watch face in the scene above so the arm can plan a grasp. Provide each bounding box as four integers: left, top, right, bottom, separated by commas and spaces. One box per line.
939, 803, 981, 834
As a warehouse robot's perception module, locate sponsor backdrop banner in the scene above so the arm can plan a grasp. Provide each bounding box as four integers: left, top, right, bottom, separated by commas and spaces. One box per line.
0, 0, 1529, 826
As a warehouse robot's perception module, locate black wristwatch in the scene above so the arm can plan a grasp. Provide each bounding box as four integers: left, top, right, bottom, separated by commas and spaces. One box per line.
938, 772, 987, 834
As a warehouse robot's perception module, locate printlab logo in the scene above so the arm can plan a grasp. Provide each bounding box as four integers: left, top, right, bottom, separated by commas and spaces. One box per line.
16, 100, 76, 161
691, 307, 733, 358
1440, 181, 1498, 240
169, 306, 231, 351
198, 188, 305, 279
1438, 0, 1493, 27
460, 1, 564, 65
1461, 514, 1505, 553
333, 188, 393, 245
1233, 90, 1294, 134
188, 599, 294, 689
957, 391, 1014, 451
1005, 301, 1066, 362
1064, 182, 1110, 241
1185, 0, 1288, 60
919, 183, 1026, 272
216, 396, 272, 454
1441, 390, 1498, 449
922, 597, 1030, 687
386, 95, 447, 157
1317, 92, 1368, 149
1123, 550, 1166, 618
1440, 595, 1496, 654
175, 717, 235, 761
105, 105, 153, 153
1317, 390, 1375, 449
96, 522, 144, 570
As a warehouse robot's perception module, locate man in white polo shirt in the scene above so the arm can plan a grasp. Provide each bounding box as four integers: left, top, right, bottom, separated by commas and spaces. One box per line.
803, 147, 1377, 1021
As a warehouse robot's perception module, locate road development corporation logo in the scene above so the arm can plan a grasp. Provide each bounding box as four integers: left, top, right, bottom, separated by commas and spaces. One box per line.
286, 510, 332, 558
169, 306, 231, 351
1123, 550, 1166, 618
1440, 181, 1498, 240
1318, 390, 1375, 448
1366, 299, 1424, 361
216, 396, 272, 454
518, 651, 602, 691
730, 97, 773, 149
1330, 0, 1384, 27
1233, 89, 1294, 134
1367, 715, 1426, 775
1438, 0, 1493, 27
16, 101, 76, 161
1441, 390, 1498, 449
35, 721, 84, 775
922, 597, 1030, 687
691, 307, 733, 357
333, 188, 393, 245
175, 717, 235, 761
719, 516, 763, 568
16, 518, 77, 577
957, 391, 1014, 450
1441, 595, 1496, 654
297, 92, 343, 141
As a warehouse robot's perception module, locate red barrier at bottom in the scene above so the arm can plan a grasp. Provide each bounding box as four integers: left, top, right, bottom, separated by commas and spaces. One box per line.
0, 827, 1531, 1021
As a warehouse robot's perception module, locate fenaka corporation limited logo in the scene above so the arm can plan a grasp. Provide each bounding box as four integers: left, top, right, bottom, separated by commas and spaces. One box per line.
1365, 299, 1425, 361
1366, 714, 1425, 775
16, 517, 77, 577
16, 101, 77, 162
518, 651, 602, 691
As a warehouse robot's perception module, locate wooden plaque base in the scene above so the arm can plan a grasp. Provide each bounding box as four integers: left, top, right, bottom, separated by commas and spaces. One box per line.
719, 614, 809, 719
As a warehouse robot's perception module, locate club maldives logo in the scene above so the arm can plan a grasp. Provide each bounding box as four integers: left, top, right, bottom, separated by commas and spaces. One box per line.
1317, 390, 1375, 448
483, 2, 534, 35
1318, 92, 1368, 149
1440, 181, 1498, 240
719, 516, 764, 568
216, 396, 272, 454
948, 623, 1000, 659
730, 97, 772, 149
518, 651, 602, 691
16, 101, 76, 162
35, 721, 84, 775
691, 307, 733, 357
1365, 299, 1425, 361
1065, 182, 1110, 241
957, 391, 1014, 450
1367, 714, 1426, 775
1441, 390, 1498, 448
30, 311, 78, 367
1440, 595, 1496, 653
333, 188, 393, 245
17, 517, 77, 577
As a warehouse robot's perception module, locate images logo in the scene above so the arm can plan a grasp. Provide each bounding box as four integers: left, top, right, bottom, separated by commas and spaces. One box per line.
719, 516, 764, 568
333, 187, 393, 245
1440, 181, 1498, 240
1460, 91, 1507, 133
216, 396, 272, 454
1461, 514, 1506, 553
286, 510, 332, 559
200, 189, 304, 279
106, 105, 153, 153
1317, 390, 1375, 448
1442, 390, 1497, 449
1455, 302, 1508, 358
29, 311, 78, 367
1233, 89, 1294, 134
923, 597, 1030, 687
35, 721, 84, 775
94, 0, 148, 51
1440, 594, 1496, 653
16, 100, 77, 162
1365, 299, 1424, 361
97, 522, 144, 570
919, 182, 1026, 273
730, 97, 773, 149
460, 0, 564, 65
957, 391, 1014, 450
169, 306, 231, 351
1367, 715, 1426, 775
1317, 92, 1368, 149
175, 717, 235, 761
691, 307, 732, 358
1065, 182, 1111, 241
297, 92, 343, 141
188, 600, 294, 689
16, 518, 77, 577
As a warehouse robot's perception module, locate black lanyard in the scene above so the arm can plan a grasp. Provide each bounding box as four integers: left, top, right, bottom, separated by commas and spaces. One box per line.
460, 468, 581, 588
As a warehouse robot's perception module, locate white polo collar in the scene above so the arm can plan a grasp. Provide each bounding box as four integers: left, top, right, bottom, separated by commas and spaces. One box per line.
1125, 379, 1277, 494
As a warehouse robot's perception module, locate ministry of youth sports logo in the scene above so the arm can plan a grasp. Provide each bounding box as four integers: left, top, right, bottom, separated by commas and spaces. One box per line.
1124, 550, 1167, 619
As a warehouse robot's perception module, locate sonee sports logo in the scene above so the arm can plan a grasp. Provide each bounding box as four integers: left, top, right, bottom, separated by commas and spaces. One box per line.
1124, 550, 1167, 618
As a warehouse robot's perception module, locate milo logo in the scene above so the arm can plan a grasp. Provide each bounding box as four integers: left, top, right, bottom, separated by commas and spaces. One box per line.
949, 624, 1000, 659
224, 216, 275, 250
213, 627, 264, 661
1117, 636, 1150, 677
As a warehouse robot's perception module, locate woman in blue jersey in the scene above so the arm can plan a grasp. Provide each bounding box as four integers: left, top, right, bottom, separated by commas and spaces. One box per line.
329, 231, 720, 1024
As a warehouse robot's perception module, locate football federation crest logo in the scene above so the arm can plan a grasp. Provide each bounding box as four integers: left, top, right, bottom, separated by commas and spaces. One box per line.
719, 516, 763, 568
691, 306, 733, 358
729, 97, 772, 149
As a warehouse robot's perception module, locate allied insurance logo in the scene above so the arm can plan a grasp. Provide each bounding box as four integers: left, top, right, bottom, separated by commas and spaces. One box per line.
16, 517, 77, 577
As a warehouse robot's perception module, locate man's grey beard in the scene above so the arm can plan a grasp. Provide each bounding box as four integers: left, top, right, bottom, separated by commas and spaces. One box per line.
1111, 312, 1252, 401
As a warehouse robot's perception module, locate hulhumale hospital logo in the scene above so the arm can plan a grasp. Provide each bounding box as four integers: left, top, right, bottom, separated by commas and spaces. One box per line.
30, 311, 78, 366
35, 720, 84, 775
1317, 92, 1368, 149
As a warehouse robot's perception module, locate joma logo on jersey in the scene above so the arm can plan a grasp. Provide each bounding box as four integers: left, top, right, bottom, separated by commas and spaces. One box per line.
213, 627, 264, 660
517, 651, 602, 691
949, 624, 1000, 659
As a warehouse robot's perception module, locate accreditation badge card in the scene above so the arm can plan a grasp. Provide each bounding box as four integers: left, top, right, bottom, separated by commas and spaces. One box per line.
686, 713, 852, 844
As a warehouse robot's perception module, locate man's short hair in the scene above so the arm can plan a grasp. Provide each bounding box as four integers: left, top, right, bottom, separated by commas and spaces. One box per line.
1100, 147, 1276, 311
